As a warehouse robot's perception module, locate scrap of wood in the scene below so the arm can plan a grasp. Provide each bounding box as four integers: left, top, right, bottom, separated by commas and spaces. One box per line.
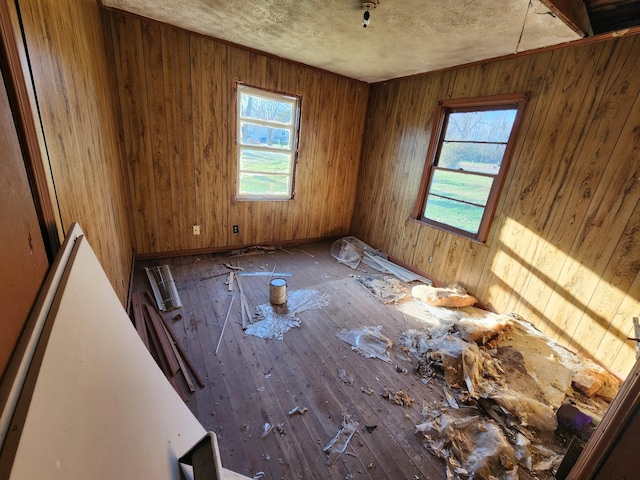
278, 247, 294, 255
168, 372, 189, 402
142, 305, 175, 377
298, 248, 314, 258
200, 271, 229, 281
160, 316, 205, 388
228, 245, 276, 257
267, 265, 276, 286
144, 304, 180, 376
228, 250, 266, 257
234, 274, 253, 329
223, 263, 243, 271
215, 296, 235, 355
160, 320, 195, 393
227, 271, 234, 292
131, 292, 149, 348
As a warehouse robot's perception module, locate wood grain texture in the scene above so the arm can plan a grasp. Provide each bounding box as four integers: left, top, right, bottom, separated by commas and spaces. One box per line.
107, 11, 368, 255
0, 66, 48, 377
351, 33, 640, 378
131, 244, 451, 480
15, 0, 133, 303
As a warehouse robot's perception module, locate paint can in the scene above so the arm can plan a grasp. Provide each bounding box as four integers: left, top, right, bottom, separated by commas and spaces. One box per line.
269, 278, 287, 305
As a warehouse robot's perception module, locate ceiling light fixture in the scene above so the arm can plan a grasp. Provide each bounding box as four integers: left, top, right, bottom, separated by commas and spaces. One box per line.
361, 0, 379, 28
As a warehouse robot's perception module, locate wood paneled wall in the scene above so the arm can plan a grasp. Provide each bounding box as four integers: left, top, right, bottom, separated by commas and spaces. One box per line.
16, 0, 133, 302
106, 12, 369, 255
352, 33, 640, 378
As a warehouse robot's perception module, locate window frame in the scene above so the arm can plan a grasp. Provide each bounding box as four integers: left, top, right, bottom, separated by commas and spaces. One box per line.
235, 83, 301, 201
414, 93, 528, 242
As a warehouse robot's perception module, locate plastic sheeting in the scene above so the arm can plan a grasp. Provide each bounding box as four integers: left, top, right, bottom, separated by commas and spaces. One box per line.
330, 236, 377, 269
323, 415, 359, 466
402, 330, 558, 432
335, 326, 393, 363
416, 407, 521, 480
245, 290, 329, 340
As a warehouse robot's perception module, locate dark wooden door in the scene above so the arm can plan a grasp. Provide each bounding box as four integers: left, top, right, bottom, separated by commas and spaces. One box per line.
0, 65, 48, 377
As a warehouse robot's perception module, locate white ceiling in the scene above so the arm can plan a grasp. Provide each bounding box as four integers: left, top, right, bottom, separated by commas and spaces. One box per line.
102, 0, 582, 83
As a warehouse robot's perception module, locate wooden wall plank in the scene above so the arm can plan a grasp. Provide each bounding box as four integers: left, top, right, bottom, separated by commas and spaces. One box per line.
200, 39, 228, 248
547, 89, 640, 352
142, 21, 173, 252
352, 32, 640, 377
190, 35, 204, 250
161, 27, 184, 251
109, 12, 367, 254
174, 29, 197, 251
577, 201, 640, 356
487, 43, 607, 324
607, 273, 640, 375
17, 0, 133, 302
111, 12, 156, 255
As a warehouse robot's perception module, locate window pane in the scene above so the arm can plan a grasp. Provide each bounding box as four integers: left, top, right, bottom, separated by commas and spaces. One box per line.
429, 169, 493, 206
438, 142, 506, 173
239, 122, 291, 149
240, 93, 293, 125
238, 173, 290, 196
239, 149, 291, 174
424, 195, 484, 234
445, 109, 517, 143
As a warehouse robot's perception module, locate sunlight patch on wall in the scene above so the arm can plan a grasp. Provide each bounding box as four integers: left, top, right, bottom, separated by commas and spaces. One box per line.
488, 217, 639, 378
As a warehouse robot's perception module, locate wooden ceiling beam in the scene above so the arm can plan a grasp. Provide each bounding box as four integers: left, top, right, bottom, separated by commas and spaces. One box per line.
541, 0, 593, 36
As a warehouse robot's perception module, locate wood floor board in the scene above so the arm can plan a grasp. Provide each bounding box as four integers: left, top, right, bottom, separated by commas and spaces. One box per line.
193, 279, 283, 478
282, 316, 429, 479
230, 257, 372, 479
178, 260, 255, 472
132, 242, 460, 479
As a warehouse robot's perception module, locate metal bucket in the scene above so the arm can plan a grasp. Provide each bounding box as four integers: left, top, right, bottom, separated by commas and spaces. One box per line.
269, 278, 287, 305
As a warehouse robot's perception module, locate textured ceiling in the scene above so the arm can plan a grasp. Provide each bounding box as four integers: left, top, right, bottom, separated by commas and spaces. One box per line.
102, 0, 582, 83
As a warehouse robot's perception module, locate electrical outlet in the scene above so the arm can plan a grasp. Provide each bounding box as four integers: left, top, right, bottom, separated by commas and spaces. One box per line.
192, 225, 200, 235
232, 225, 239, 234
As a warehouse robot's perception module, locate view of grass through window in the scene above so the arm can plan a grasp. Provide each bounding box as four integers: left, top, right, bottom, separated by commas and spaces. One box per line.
237, 85, 299, 199
423, 107, 518, 235
425, 170, 493, 233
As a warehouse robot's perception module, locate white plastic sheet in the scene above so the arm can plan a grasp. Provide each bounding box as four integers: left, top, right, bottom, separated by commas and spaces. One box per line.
245, 290, 329, 340
336, 326, 392, 363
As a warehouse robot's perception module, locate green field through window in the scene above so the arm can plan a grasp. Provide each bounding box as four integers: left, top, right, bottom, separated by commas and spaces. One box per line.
424, 169, 493, 234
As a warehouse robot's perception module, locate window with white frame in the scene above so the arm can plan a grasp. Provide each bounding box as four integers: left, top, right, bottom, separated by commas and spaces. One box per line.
236, 84, 300, 200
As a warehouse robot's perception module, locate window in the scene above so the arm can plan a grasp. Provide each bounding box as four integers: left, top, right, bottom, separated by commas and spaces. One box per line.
415, 93, 528, 242
236, 84, 301, 200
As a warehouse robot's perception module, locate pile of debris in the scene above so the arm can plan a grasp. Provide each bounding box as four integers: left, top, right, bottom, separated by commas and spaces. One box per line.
130, 288, 204, 401
396, 286, 620, 480
328, 238, 624, 478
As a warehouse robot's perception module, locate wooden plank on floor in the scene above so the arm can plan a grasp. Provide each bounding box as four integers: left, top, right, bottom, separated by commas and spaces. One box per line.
131, 291, 150, 348
161, 320, 195, 392
145, 303, 180, 376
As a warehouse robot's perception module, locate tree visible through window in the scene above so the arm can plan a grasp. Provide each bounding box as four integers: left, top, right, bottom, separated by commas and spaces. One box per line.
236, 84, 300, 200
415, 94, 527, 242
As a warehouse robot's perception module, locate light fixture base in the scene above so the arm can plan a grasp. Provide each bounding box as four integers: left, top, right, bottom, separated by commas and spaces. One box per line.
361, 0, 379, 10
361, 0, 379, 28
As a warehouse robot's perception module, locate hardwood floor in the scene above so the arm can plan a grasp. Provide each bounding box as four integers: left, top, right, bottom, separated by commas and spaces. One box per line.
132, 242, 450, 479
